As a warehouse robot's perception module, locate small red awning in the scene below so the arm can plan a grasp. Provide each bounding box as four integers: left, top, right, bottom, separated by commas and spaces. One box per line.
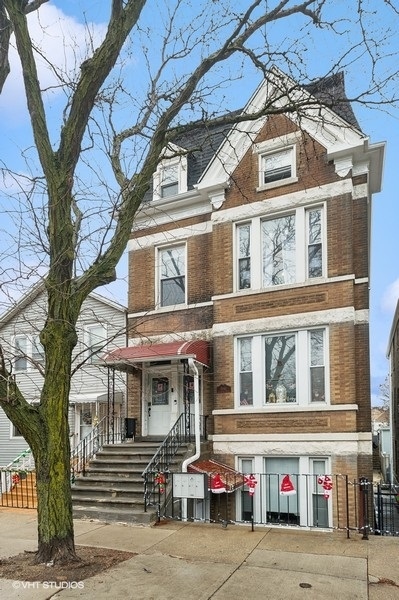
188, 459, 245, 493
104, 340, 210, 367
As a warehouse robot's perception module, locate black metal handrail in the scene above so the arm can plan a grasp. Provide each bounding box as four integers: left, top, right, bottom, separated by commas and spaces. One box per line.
142, 413, 207, 512
70, 414, 124, 482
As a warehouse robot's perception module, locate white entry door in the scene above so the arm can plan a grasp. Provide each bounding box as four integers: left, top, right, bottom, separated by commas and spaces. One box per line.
148, 376, 170, 436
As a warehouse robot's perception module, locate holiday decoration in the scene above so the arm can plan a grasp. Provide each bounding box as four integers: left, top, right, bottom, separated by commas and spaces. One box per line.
154, 472, 167, 494
210, 473, 227, 494
317, 475, 333, 499
280, 474, 296, 496
244, 473, 258, 496
11, 473, 21, 488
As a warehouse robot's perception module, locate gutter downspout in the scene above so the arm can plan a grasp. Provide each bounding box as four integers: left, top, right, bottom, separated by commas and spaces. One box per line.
181, 357, 201, 521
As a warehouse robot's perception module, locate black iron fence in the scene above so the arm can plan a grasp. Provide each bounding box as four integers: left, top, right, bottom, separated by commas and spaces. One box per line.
153, 473, 393, 537
143, 413, 207, 513
374, 482, 399, 536
0, 469, 37, 508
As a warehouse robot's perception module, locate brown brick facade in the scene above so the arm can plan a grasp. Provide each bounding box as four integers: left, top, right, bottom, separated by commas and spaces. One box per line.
124, 95, 378, 523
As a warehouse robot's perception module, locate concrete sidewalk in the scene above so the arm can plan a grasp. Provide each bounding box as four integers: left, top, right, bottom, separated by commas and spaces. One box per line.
0, 509, 398, 599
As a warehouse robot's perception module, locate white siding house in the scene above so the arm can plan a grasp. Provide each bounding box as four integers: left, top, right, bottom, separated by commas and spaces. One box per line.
0, 284, 127, 466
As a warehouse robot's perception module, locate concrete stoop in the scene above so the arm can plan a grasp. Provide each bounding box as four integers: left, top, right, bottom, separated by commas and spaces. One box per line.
72, 441, 188, 524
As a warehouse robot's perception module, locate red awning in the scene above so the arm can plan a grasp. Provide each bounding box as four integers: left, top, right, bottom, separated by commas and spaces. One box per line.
188, 459, 245, 493
104, 340, 210, 367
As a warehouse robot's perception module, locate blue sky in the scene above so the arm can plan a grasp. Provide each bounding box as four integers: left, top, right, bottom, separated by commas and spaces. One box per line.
0, 1, 397, 405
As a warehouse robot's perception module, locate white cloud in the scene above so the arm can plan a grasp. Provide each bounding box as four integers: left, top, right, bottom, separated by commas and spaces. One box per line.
381, 278, 399, 314
0, 4, 106, 120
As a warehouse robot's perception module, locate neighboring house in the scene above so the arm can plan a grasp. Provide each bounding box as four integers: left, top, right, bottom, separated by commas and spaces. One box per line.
371, 407, 389, 436
387, 298, 399, 484
106, 68, 385, 527
0, 283, 127, 466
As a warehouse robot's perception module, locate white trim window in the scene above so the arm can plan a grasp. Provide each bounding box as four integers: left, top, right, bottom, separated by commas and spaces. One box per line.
152, 149, 188, 201
160, 164, 179, 198
235, 205, 325, 290
87, 324, 107, 363
236, 455, 332, 528
254, 135, 298, 191
32, 335, 45, 365
237, 223, 251, 290
262, 147, 294, 185
158, 244, 186, 307
11, 423, 24, 438
13, 334, 44, 372
14, 335, 28, 372
236, 328, 328, 407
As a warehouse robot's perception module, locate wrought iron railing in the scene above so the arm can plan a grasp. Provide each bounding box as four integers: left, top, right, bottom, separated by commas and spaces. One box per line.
142, 413, 207, 512
4, 448, 35, 471
70, 414, 125, 481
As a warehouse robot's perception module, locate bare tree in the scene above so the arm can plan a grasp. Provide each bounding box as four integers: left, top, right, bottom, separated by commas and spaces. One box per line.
377, 374, 390, 412
0, 0, 397, 564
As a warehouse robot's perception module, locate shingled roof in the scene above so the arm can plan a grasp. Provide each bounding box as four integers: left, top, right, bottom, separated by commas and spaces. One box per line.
305, 71, 360, 131
143, 71, 359, 200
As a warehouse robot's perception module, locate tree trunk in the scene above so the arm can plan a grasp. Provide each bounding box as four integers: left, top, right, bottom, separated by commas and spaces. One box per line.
33, 316, 78, 564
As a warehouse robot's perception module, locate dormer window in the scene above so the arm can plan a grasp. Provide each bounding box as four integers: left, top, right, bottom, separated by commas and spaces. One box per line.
153, 144, 188, 201
161, 164, 179, 198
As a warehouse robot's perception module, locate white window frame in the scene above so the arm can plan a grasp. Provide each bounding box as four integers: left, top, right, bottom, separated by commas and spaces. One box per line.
13, 334, 45, 372
255, 135, 298, 191
235, 327, 329, 408
152, 147, 188, 201
234, 204, 326, 291
10, 422, 24, 439
156, 243, 187, 308
236, 455, 332, 528
14, 335, 28, 372
31, 334, 45, 366
86, 324, 107, 363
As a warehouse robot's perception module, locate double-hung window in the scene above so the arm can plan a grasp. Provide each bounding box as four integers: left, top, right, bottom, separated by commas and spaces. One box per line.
14, 335, 28, 371
237, 224, 251, 290
14, 334, 45, 371
152, 147, 188, 201
238, 338, 253, 405
87, 324, 107, 363
159, 245, 186, 307
237, 328, 327, 407
32, 335, 44, 365
262, 148, 294, 185
236, 205, 325, 290
160, 164, 179, 198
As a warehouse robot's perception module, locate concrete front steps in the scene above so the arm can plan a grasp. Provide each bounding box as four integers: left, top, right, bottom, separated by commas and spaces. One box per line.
71, 441, 191, 524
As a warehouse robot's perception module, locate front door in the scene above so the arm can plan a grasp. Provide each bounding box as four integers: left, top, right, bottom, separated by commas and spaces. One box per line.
148, 376, 170, 436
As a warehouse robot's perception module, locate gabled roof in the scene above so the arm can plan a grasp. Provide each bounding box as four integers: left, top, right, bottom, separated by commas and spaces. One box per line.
145, 68, 370, 201
0, 280, 126, 329
197, 67, 383, 195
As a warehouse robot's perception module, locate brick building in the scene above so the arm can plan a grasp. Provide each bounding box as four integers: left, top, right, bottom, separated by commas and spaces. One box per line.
107, 69, 385, 527
387, 300, 399, 484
